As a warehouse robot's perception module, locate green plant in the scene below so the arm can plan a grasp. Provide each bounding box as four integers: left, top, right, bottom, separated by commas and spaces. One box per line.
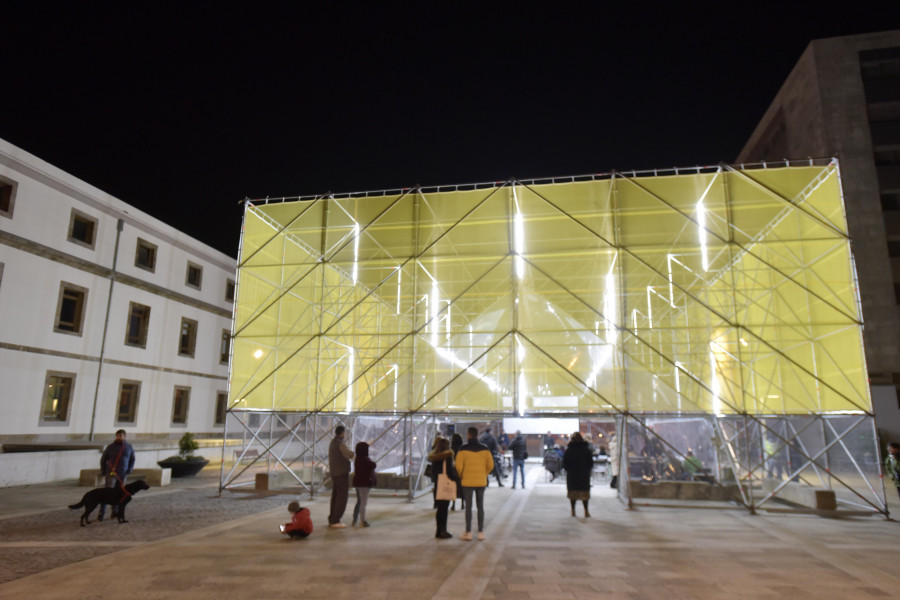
178, 432, 200, 460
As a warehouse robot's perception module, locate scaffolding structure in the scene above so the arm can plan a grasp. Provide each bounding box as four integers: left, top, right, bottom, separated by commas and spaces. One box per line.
221, 159, 888, 516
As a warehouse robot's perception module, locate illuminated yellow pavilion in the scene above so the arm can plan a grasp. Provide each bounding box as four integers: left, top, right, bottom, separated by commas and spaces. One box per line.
223, 160, 887, 516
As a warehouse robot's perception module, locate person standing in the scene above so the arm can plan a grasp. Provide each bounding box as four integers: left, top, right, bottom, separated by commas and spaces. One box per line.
352, 441, 376, 527
98, 429, 135, 522
498, 429, 510, 452
456, 426, 493, 540
479, 427, 504, 486
328, 426, 354, 529
885, 442, 900, 503
563, 432, 593, 517
508, 430, 527, 489
450, 432, 465, 511
608, 431, 619, 489
544, 431, 555, 451
428, 437, 456, 539
682, 450, 703, 480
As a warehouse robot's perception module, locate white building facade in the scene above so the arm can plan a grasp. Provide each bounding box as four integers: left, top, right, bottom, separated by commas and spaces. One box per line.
0, 138, 234, 443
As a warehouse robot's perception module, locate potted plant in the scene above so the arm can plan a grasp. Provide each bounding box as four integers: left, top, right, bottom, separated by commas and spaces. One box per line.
157, 432, 209, 477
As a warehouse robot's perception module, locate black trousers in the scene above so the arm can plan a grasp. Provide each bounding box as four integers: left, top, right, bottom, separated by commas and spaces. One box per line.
328, 474, 350, 524
435, 500, 450, 535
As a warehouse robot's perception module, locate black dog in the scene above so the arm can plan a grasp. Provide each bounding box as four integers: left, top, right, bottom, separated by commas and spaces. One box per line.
68, 480, 150, 526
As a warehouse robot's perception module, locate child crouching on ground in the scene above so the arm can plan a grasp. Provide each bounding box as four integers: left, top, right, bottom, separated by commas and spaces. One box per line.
281, 501, 313, 539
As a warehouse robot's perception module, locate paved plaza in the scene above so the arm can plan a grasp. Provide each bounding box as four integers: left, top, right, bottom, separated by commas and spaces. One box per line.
0, 464, 898, 599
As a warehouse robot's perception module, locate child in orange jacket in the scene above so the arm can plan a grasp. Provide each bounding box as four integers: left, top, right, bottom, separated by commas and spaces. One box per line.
281, 501, 313, 539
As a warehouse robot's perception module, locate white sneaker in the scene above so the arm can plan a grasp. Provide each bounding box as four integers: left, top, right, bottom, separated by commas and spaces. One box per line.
329, 522, 346, 529
477, 531, 486, 541
460, 531, 472, 541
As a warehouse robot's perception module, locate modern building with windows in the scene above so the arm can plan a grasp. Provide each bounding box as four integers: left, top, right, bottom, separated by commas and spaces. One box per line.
737, 28, 900, 444
0, 137, 235, 444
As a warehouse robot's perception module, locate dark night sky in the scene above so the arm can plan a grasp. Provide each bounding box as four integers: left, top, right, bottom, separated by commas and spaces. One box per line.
2, 3, 899, 258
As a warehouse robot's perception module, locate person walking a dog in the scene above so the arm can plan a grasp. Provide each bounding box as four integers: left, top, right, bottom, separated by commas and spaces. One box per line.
97, 429, 135, 521
327, 425, 354, 529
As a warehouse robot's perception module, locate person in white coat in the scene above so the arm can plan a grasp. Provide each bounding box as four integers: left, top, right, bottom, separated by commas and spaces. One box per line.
608, 431, 619, 489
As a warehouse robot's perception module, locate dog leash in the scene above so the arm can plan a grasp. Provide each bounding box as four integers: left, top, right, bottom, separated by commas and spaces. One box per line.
107, 445, 133, 504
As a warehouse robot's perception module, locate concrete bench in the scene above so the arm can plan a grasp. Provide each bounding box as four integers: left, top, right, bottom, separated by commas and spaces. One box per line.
255, 466, 326, 490
79, 468, 171, 487
761, 479, 836, 510
631, 480, 743, 502
233, 448, 260, 464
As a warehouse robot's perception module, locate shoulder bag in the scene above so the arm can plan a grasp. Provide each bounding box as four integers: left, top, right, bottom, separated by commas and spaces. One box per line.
435, 460, 457, 501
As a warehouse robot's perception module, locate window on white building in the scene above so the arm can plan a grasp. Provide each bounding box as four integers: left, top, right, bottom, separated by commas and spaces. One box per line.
125, 302, 151, 348
178, 317, 198, 357
134, 238, 157, 272
67, 209, 98, 249
172, 386, 190, 425
41, 371, 75, 423
220, 329, 230, 364
186, 262, 203, 290
116, 380, 141, 424
215, 391, 227, 426
0, 175, 16, 218
225, 278, 235, 302
54, 282, 88, 335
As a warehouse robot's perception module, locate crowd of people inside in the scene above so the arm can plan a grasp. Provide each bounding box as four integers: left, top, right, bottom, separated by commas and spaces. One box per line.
280, 424, 900, 540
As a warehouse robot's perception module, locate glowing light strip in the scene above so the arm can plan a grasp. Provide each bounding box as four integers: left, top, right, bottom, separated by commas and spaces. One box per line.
517, 372, 526, 416
346, 347, 355, 412
584, 346, 613, 390
430, 280, 439, 347
674, 361, 682, 393
513, 186, 525, 279
391, 364, 398, 410
434, 346, 499, 392
396, 267, 401, 315
351, 223, 360, 284
709, 343, 721, 415
604, 273, 617, 344
697, 200, 708, 272
445, 300, 451, 340
694, 171, 719, 273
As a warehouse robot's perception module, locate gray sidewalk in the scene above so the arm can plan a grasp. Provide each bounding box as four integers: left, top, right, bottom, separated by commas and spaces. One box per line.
0, 466, 898, 599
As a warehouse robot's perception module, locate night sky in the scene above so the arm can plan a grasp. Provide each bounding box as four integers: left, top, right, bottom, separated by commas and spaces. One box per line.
2, 3, 899, 258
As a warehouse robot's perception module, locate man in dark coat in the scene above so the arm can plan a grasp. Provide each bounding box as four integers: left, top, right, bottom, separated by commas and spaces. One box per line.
98, 429, 135, 521
327, 426, 354, 528
508, 431, 527, 489
563, 432, 593, 517
479, 427, 504, 486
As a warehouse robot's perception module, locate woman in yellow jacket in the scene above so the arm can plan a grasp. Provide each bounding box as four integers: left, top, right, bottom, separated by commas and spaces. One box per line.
455, 426, 494, 541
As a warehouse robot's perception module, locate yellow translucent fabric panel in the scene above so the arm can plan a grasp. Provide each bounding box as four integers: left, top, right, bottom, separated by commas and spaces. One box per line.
230, 164, 870, 415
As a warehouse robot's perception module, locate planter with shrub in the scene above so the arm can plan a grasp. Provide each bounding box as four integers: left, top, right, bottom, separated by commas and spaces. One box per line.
157, 432, 209, 477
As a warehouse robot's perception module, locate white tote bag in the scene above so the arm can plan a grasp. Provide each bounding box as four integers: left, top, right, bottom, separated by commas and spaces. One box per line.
435, 460, 457, 501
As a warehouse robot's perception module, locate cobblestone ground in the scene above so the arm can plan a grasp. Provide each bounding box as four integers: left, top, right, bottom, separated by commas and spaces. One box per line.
0, 477, 289, 584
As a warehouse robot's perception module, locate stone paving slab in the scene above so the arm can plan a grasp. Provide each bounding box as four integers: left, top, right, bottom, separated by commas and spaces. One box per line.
0, 467, 898, 599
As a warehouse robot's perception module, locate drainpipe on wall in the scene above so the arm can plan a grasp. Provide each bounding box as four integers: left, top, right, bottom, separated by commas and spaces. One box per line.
89, 218, 123, 441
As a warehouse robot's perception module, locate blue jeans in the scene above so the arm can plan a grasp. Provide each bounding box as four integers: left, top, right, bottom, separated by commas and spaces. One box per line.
353, 487, 370, 523
462, 486, 485, 533
512, 459, 526, 487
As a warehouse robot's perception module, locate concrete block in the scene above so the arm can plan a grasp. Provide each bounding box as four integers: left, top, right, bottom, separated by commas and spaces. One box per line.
255, 473, 269, 490
630, 480, 743, 502
761, 479, 836, 510
269, 466, 325, 488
